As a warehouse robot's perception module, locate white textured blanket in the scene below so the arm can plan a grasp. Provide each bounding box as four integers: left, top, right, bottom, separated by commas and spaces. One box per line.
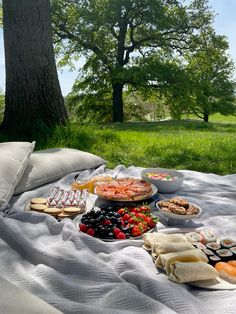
0, 165, 236, 314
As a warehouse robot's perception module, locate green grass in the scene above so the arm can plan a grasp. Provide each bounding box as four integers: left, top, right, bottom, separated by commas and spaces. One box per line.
1, 118, 235, 175
182, 113, 236, 123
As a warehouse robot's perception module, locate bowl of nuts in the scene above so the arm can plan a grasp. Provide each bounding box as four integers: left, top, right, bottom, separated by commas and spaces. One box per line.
156, 197, 202, 220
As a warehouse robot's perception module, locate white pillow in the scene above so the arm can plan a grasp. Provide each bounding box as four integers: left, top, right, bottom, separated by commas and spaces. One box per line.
14, 148, 106, 194
0, 141, 35, 209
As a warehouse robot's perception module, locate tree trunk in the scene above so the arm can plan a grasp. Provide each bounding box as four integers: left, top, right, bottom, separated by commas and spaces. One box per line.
112, 83, 124, 122
203, 113, 209, 122
1, 0, 67, 136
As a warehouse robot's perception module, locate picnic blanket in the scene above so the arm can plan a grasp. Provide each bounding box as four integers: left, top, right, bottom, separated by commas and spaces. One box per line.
0, 165, 236, 314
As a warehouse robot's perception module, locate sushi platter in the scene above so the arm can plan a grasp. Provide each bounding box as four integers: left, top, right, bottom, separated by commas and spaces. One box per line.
143, 230, 236, 290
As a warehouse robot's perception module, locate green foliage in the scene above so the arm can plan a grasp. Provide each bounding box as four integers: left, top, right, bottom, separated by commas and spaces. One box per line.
183, 31, 236, 121
0, 4, 2, 27
51, 0, 215, 121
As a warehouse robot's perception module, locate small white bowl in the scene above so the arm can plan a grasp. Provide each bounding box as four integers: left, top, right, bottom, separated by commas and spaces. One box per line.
156, 200, 202, 220
141, 168, 184, 193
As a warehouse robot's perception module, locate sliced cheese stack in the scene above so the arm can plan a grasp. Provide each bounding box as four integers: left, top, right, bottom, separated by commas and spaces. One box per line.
143, 232, 219, 283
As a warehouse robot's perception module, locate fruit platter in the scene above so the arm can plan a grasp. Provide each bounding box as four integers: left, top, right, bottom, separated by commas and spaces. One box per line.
77, 204, 158, 240
142, 230, 236, 290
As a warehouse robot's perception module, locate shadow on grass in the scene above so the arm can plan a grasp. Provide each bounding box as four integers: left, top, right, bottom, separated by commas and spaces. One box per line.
103, 120, 236, 133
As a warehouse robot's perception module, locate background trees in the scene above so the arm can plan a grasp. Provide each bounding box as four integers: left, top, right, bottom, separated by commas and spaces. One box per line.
1, 0, 67, 137
52, 0, 216, 122
184, 31, 235, 122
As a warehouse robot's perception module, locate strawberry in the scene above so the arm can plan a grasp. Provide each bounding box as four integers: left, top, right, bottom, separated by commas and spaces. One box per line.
113, 227, 121, 236
102, 219, 111, 225
148, 218, 157, 229
79, 223, 88, 233
122, 213, 130, 221
130, 207, 138, 213
117, 208, 127, 215
86, 228, 95, 236
116, 232, 126, 239
137, 221, 148, 233
131, 225, 142, 237
139, 205, 151, 213
128, 217, 135, 224
135, 213, 146, 220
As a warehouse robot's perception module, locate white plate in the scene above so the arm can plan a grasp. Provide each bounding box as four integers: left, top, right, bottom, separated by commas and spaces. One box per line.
156, 200, 202, 220
94, 184, 158, 202
24, 203, 85, 220
189, 278, 236, 290
75, 221, 157, 241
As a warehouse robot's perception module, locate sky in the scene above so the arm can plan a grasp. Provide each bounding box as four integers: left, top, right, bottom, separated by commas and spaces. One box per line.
0, 0, 236, 96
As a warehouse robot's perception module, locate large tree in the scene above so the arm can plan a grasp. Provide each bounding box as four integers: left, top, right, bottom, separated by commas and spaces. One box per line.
184, 31, 236, 122
1, 0, 68, 136
52, 0, 214, 122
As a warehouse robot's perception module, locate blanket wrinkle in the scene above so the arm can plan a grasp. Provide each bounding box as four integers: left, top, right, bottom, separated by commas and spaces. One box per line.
0, 165, 236, 314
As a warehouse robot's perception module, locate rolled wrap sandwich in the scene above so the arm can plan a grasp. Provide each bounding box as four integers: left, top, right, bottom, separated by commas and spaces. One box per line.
156, 248, 209, 274
154, 241, 195, 255
169, 261, 219, 283
143, 232, 187, 252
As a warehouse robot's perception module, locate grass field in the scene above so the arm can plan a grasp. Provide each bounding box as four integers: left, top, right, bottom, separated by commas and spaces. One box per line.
1, 116, 235, 175
33, 118, 236, 175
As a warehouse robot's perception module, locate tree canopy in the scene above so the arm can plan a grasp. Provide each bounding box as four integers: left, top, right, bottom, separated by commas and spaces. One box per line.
52, 0, 218, 122
184, 31, 236, 122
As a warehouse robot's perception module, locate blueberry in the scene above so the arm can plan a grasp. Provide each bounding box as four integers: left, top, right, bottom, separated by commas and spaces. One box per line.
110, 217, 118, 224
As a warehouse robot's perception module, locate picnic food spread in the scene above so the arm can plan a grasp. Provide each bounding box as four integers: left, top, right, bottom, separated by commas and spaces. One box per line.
25, 169, 236, 290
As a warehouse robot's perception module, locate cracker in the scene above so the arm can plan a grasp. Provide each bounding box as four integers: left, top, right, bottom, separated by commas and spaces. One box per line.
43, 207, 62, 216
63, 207, 82, 214
57, 212, 76, 218
30, 204, 47, 212
31, 197, 47, 205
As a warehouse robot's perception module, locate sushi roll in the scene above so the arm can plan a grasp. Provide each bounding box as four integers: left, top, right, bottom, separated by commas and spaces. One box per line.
206, 242, 221, 252
215, 262, 236, 283
220, 238, 236, 249
192, 242, 206, 250
229, 247, 236, 256
209, 255, 221, 266
216, 249, 233, 262
202, 248, 215, 257
185, 232, 203, 243
200, 229, 217, 244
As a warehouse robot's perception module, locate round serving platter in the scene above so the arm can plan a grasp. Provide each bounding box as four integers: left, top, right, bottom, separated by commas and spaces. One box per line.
75, 219, 157, 242
94, 184, 158, 202
156, 200, 202, 221
24, 202, 85, 220
189, 278, 236, 290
